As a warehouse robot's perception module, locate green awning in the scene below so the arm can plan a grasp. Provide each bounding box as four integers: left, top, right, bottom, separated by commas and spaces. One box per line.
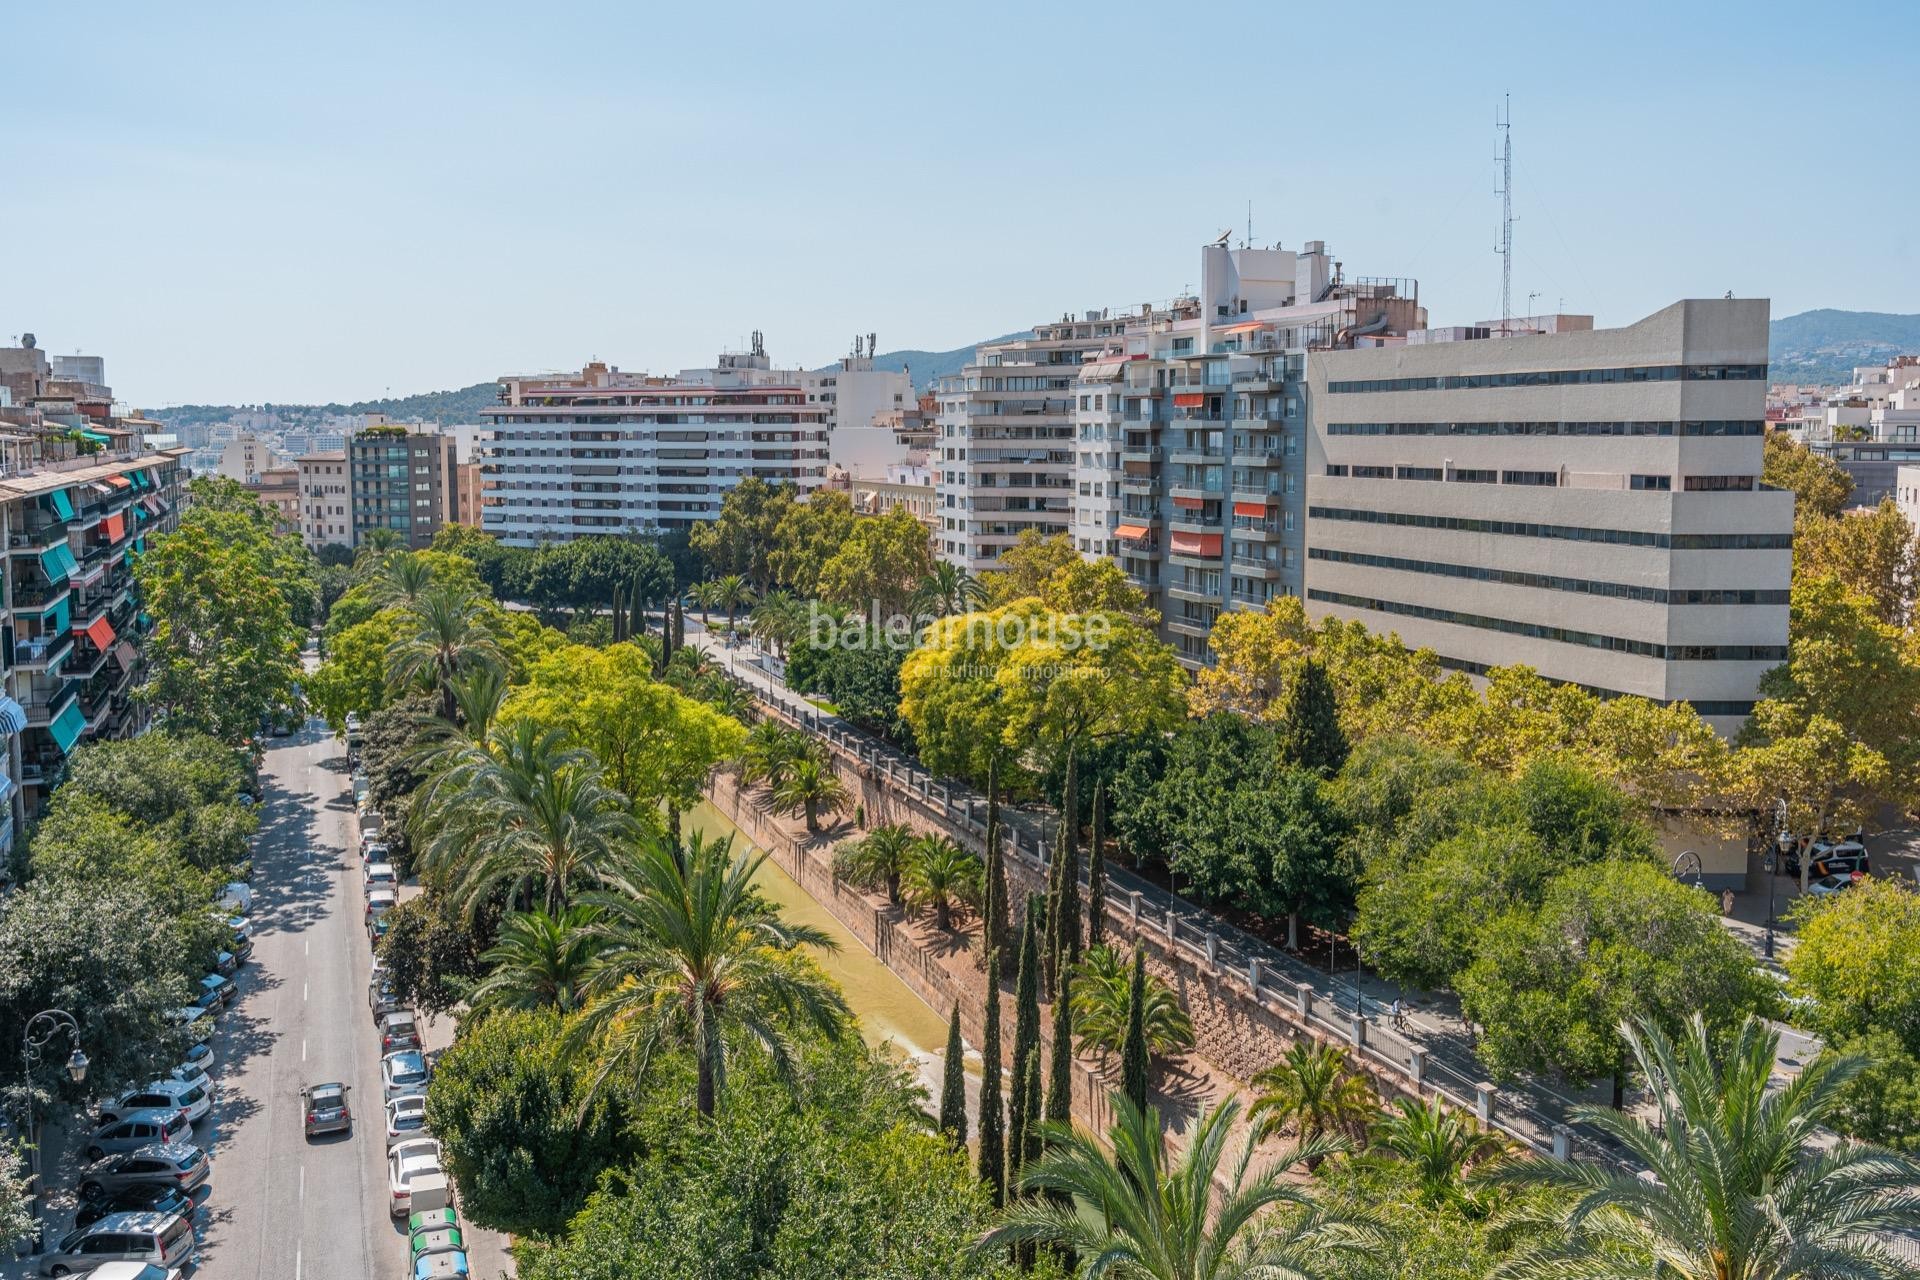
48, 701, 85, 754
37, 544, 74, 584
42, 599, 70, 635
129, 470, 147, 490
47, 489, 74, 521
79, 429, 111, 445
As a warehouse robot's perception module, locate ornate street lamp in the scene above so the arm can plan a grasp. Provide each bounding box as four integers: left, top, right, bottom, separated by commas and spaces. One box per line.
20, 1009, 87, 1254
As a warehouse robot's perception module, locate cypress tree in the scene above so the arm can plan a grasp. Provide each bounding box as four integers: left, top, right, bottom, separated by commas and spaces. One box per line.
1086, 782, 1108, 949
982, 754, 1010, 965
630, 570, 647, 638
1276, 657, 1350, 777
939, 1002, 967, 1150
1008, 896, 1041, 1175
1121, 944, 1151, 1116
612, 582, 626, 643
977, 947, 1006, 1206
1047, 751, 1081, 998
1045, 956, 1073, 1128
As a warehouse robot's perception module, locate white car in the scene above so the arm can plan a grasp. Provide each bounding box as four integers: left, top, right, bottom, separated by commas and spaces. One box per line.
384, 1095, 430, 1147
364, 862, 397, 892
1808, 871, 1863, 899
380, 1050, 430, 1102
387, 1138, 443, 1218
98, 1077, 211, 1126
218, 881, 253, 915
167, 1061, 213, 1100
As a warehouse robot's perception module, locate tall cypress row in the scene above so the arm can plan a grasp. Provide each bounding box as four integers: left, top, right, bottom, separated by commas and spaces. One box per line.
1008, 896, 1042, 1177
1121, 944, 1151, 1116
977, 947, 1005, 1206
939, 1003, 967, 1151
982, 754, 1010, 965
1047, 751, 1082, 999
1086, 782, 1108, 949
1045, 953, 1073, 1127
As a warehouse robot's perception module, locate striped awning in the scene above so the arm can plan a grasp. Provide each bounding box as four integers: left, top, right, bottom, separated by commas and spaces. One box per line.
85, 616, 116, 651
113, 641, 137, 672
1169, 531, 1222, 557
0, 697, 27, 736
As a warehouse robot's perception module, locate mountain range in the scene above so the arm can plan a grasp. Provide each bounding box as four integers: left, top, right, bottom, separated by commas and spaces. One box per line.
146, 311, 1917, 429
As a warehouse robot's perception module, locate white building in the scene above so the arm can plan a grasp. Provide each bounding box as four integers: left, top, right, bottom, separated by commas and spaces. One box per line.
804, 336, 913, 481
217, 434, 278, 483
297, 451, 351, 549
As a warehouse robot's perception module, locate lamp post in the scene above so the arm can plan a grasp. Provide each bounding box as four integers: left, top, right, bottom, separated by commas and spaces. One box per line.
21, 1009, 88, 1254
1766, 828, 1791, 961
1671, 849, 1704, 890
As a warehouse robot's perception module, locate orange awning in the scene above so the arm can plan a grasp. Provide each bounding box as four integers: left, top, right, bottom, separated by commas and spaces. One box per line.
1233, 500, 1271, 517
104, 474, 132, 489
1113, 523, 1150, 540
104, 513, 126, 542
1172, 495, 1205, 509
1173, 392, 1205, 408
85, 616, 116, 651
1170, 532, 1222, 557
1217, 320, 1268, 334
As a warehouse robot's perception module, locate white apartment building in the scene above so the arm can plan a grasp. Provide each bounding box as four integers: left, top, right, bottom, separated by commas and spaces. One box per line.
297, 451, 351, 549
803, 336, 913, 480
1303, 298, 1790, 731
217, 434, 278, 484
479, 334, 830, 544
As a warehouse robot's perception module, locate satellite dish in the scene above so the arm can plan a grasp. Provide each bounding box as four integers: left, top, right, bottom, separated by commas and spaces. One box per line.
1212, 229, 1232, 247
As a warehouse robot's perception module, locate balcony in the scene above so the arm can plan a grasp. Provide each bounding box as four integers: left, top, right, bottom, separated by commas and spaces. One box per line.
1166, 616, 1212, 639
1168, 483, 1224, 502
1232, 518, 1284, 540
1232, 451, 1287, 468
1166, 581, 1218, 604
12, 579, 71, 610
1119, 447, 1164, 464
22, 679, 78, 725
1231, 557, 1284, 580
1119, 477, 1163, 497
6, 525, 69, 552
15, 633, 73, 670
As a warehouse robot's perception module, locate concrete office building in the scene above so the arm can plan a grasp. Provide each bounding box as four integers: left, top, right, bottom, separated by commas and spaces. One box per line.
348, 427, 457, 549
479, 334, 830, 544
1303, 298, 1790, 731
297, 451, 351, 549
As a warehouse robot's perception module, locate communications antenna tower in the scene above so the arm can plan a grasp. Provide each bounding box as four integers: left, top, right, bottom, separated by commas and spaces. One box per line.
1494, 94, 1514, 333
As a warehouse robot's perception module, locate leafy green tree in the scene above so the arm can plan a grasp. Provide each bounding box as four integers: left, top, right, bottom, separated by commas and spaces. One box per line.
1008, 897, 1042, 1172
56, 732, 257, 870
1793, 497, 1918, 626
425, 1008, 635, 1237
688, 477, 794, 591
571, 833, 851, 1117
1457, 862, 1765, 1104
1352, 826, 1554, 992
766, 488, 854, 596
1492, 1013, 1920, 1280
940, 1003, 967, 1150
983, 1094, 1356, 1280
1276, 658, 1349, 776
305, 608, 402, 731
377, 890, 495, 1018
1816, 1028, 1920, 1153
1763, 427, 1854, 518
1045, 954, 1073, 1127
800, 641, 912, 744
1785, 877, 1920, 1054
468, 906, 607, 1015
981, 530, 1078, 606
1249, 1041, 1377, 1169
982, 756, 1011, 960
817, 506, 935, 619
1120, 945, 1149, 1115
1069, 943, 1193, 1062
1086, 783, 1107, 949
181, 474, 320, 625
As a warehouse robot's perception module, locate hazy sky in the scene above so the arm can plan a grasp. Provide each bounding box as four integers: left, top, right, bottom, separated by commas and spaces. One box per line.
5, 0, 1914, 407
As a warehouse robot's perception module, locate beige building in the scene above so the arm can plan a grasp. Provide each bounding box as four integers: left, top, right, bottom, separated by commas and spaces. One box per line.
297, 452, 350, 549
247, 465, 300, 533
454, 461, 485, 528
1303, 298, 1790, 733
218, 433, 277, 483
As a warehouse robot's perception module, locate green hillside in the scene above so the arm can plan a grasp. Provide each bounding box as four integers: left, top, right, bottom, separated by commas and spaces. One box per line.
1769, 309, 1920, 385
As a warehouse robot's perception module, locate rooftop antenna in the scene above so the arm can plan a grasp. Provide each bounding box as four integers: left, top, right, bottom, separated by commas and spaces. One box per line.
1527, 290, 1542, 318
1494, 94, 1515, 334
1246, 200, 1253, 249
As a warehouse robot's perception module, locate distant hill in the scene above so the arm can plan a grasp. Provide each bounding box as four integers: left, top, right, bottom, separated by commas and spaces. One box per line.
1769, 309, 1920, 385
152, 382, 499, 430
822, 331, 1033, 390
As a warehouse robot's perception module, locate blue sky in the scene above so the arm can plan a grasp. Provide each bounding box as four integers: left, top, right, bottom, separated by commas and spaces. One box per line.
5, 0, 1914, 406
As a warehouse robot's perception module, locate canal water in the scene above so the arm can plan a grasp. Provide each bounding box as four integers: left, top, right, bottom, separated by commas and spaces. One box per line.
686, 801, 952, 1072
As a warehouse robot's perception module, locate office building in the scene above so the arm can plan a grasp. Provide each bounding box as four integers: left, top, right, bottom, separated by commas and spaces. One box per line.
1302, 298, 1789, 731
348, 427, 457, 549
297, 452, 351, 550
479, 334, 830, 544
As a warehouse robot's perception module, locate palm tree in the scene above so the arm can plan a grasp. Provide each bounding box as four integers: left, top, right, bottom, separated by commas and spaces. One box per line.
911, 561, 987, 620
981, 1093, 1357, 1280
571, 832, 851, 1117
467, 905, 606, 1015
386, 585, 504, 721
770, 754, 848, 834
354, 526, 403, 570
704, 678, 753, 720
1371, 1096, 1503, 1204
691, 580, 720, 625
749, 590, 805, 658
1249, 1041, 1378, 1170
1069, 943, 1196, 1060
714, 573, 754, 632
740, 721, 812, 790
1489, 1013, 1920, 1280
902, 834, 982, 931
833, 822, 915, 905
370, 551, 435, 608
417, 720, 635, 917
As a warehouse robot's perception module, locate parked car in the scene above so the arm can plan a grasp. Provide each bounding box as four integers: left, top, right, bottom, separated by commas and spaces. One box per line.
73, 1264, 183, 1280
387, 1138, 443, 1218
198, 972, 237, 1012
212, 950, 239, 979
1808, 871, 1864, 899
385, 1095, 429, 1147
39, 1210, 195, 1276
301, 1082, 352, 1138
365, 887, 397, 925
76, 1143, 210, 1202
360, 839, 389, 867
218, 882, 252, 915
167, 1062, 212, 1100
381, 1051, 429, 1102
1780, 834, 1870, 878
365, 862, 397, 892
180, 1039, 213, 1077
99, 1079, 210, 1126
369, 976, 403, 1021
72, 1181, 196, 1230
85, 1111, 193, 1162
380, 1011, 422, 1054
370, 914, 394, 948
227, 917, 254, 962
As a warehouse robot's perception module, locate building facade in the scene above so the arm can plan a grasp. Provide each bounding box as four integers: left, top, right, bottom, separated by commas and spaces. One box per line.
349, 428, 457, 550
804, 338, 913, 481
1302, 298, 1790, 731
297, 452, 351, 550
479, 336, 830, 544
247, 465, 300, 533
454, 462, 485, 528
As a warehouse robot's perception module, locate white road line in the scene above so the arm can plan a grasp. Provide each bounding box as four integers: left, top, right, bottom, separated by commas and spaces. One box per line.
303, 982, 308, 1002
299, 1164, 305, 1201
301, 1038, 307, 1061
295, 1245, 302, 1280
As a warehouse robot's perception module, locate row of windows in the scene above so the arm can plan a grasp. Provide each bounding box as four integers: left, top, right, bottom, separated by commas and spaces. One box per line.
1307, 547, 1790, 606
1326, 364, 1768, 394
1424, 654, 1757, 716
1306, 589, 1788, 662
1306, 505, 1795, 550
1324, 419, 1766, 437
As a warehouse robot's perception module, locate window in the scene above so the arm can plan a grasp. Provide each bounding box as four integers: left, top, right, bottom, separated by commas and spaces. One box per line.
1352, 465, 1392, 479
1629, 474, 1672, 491
1308, 506, 1794, 551
1396, 466, 1443, 481
1326, 420, 1764, 438
1682, 475, 1756, 491
1326, 364, 1767, 393
1451, 468, 1497, 483
1325, 464, 1349, 477
1502, 470, 1558, 487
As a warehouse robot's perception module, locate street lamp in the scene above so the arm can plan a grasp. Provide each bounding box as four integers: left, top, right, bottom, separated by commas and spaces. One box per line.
1767, 827, 1792, 961
21, 1009, 86, 1254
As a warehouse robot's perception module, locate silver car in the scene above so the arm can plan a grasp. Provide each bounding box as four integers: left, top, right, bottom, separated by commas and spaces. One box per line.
77, 1143, 210, 1203
39, 1210, 195, 1276
85, 1110, 191, 1162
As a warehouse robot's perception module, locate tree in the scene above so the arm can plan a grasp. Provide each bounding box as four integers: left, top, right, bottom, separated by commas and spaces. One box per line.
135, 522, 301, 742
1069, 943, 1194, 1062
1370, 1096, 1502, 1205
467, 906, 607, 1016
817, 506, 935, 620
1008, 898, 1042, 1174
800, 641, 912, 744
369, 550, 438, 608
982, 530, 1078, 606
1763, 428, 1854, 518
1046, 752, 1081, 996
1785, 877, 1920, 1055
834, 823, 916, 906
1120, 946, 1150, 1115
305, 608, 402, 731
1249, 1041, 1377, 1169
911, 561, 987, 619
979, 947, 1007, 1206
1276, 658, 1349, 776
1086, 783, 1108, 949
1045, 953, 1073, 1127
54, 732, 257, 871
377, 890, 495, 1017
982, 755, 1011, 962
571, 833, 851, 1117
902, 835, 982, 932
387, 585, 505, 722
767, 488, 855, 596
689, 477, 794, 591
1457, 861, 1765, 1105
940, 1003, 967, 1150
714, 573, 754, 631
983, 1094, 1356, 1280
1492, 1013, 1920, 1280
770, 755, 850, 834
1793, 498, 1918, 626
425, 1008, 634, 1237
1812, 1028, 1920, 1154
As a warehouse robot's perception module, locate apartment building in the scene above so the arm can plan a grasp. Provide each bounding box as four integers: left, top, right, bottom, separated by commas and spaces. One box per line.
480, 334, 830, 544
804, 337, 913, 480
297, 451, 351, 549
218, 434, 278, 483
454, 462, 485, 528
935, 319, 1127, 571
247, 465, 300, 533
349, 427, 457, 549
1303, 298, 1790, 730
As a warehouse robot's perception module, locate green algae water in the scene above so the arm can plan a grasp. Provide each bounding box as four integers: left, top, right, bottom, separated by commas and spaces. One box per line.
687, 800, 949, 1066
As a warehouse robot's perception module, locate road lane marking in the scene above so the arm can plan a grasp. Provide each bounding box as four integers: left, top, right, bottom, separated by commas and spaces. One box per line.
303, 982, 308, 1002
302, 1038, 307, 1061
299, 1164, 305, 1201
